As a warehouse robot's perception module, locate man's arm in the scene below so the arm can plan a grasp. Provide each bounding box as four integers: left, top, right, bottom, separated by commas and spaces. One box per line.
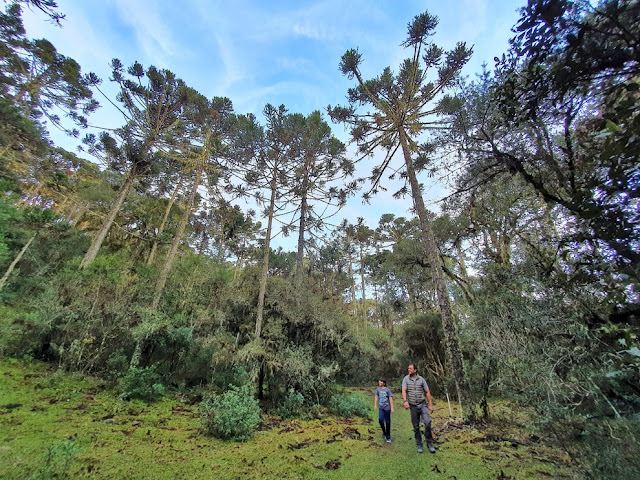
389, 392, 394, 413
374, 392, 379, 410
402, 385, 409, 409
426, 387, 433, 413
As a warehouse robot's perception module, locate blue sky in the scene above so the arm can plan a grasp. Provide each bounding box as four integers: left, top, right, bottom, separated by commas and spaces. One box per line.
22, 0, 523, 249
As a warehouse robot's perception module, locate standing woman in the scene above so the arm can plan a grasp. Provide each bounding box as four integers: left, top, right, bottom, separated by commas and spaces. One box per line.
374, 378, 394, 443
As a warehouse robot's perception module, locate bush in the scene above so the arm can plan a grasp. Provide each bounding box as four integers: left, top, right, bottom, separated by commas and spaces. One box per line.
276, 390, 304, 418
104, 350, 129, 382
274, 345, 339, 405
119, 366, 165, 401
307, 403, 324, 420
328, 393, 370, 418
210, 364, 251, 390
579, 417, 640, 480
30, 440, 78, 480
0, 309, 53, 359
200, 384, 261, 441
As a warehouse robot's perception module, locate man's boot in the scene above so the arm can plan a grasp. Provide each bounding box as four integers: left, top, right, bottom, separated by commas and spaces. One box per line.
425, 423, 436, 453
427, 440, 436, 453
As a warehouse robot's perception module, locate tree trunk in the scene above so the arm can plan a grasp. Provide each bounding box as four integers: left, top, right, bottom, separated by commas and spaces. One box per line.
216, 226, 225, 261
129, 340, 144, 369
0, 233, 36, 292
456, 238, 474, 304
360, 244, 367, 335
152, 166, 203, 310
132, 169, 201, 368
398, 127, 477, 422
234, 235, 246, 280
198, 228, 210, 256
296, 191, 308, 276
255, 167, 277, 339
406, 282, 418, 314
384, 279, 394, 336
359, 243, 367, 332
80, 167, 136, 269
347, 237, 357, 319
257, 363, 265, 400
296, 156, 311, 276
147, 175, 184, 265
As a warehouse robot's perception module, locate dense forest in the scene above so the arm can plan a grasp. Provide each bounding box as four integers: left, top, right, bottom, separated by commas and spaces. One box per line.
1, 0, 638, 478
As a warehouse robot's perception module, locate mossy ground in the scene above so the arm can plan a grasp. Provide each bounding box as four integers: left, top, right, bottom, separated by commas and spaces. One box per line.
0, 358, 576, 479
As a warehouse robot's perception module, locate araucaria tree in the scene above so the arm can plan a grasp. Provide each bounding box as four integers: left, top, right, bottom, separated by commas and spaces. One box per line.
151, 96, 234, 310
289, 110, 356, 275
231, 104, 298, 340
0, 2, 98, 150
328, 11, 477, 420
0, 3, 98, 135
79, 61, 192, 269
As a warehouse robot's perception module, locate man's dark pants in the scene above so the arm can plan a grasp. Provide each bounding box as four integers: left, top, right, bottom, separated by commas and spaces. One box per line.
409, 402, 432, 446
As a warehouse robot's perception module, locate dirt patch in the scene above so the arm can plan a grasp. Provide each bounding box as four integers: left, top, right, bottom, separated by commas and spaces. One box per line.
171, 405, 193, 416
287, 438, 319, 450
315, 459, 341, 470
435, 417, 469, 434
334, 417, 357, 425
468, 433, 527, 448
497, 470, 515, 480
342, 426, 361, 439
278, 421, 302, 433
57, 416, 77, 423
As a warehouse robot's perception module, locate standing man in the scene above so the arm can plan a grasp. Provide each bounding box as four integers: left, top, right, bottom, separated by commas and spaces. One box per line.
402, 363, 435, 453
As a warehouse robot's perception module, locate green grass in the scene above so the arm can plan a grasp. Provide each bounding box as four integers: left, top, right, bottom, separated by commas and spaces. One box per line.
0, 358, 576, 479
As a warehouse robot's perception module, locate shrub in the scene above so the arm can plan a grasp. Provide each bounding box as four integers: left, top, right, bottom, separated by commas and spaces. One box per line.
274, 346, 339, 405
276, 390, 304, 418
119, 366, 165, 401
0, 309, 52, 359
328, 393, 370, 418
579, 417, 640, 480
210, 364, 251, 390
104, 350, 129, 382
30, 440, 78, 480
200, 384, 261, 441
307, 403, 324, 420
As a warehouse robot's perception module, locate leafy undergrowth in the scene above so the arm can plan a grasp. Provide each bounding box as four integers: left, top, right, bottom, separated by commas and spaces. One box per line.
0, 358, 577, 479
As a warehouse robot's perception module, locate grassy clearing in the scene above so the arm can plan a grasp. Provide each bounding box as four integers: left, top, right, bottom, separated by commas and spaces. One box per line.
0, 358, 576, 479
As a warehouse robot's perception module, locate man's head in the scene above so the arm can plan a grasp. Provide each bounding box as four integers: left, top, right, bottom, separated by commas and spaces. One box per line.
408, 364, 417, 376
378, 378, 386, 387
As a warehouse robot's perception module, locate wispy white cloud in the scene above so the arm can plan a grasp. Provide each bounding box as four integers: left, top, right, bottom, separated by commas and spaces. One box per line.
210, 32, 247, 93
112, 0, 176, 67
290, 22, 326, 40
